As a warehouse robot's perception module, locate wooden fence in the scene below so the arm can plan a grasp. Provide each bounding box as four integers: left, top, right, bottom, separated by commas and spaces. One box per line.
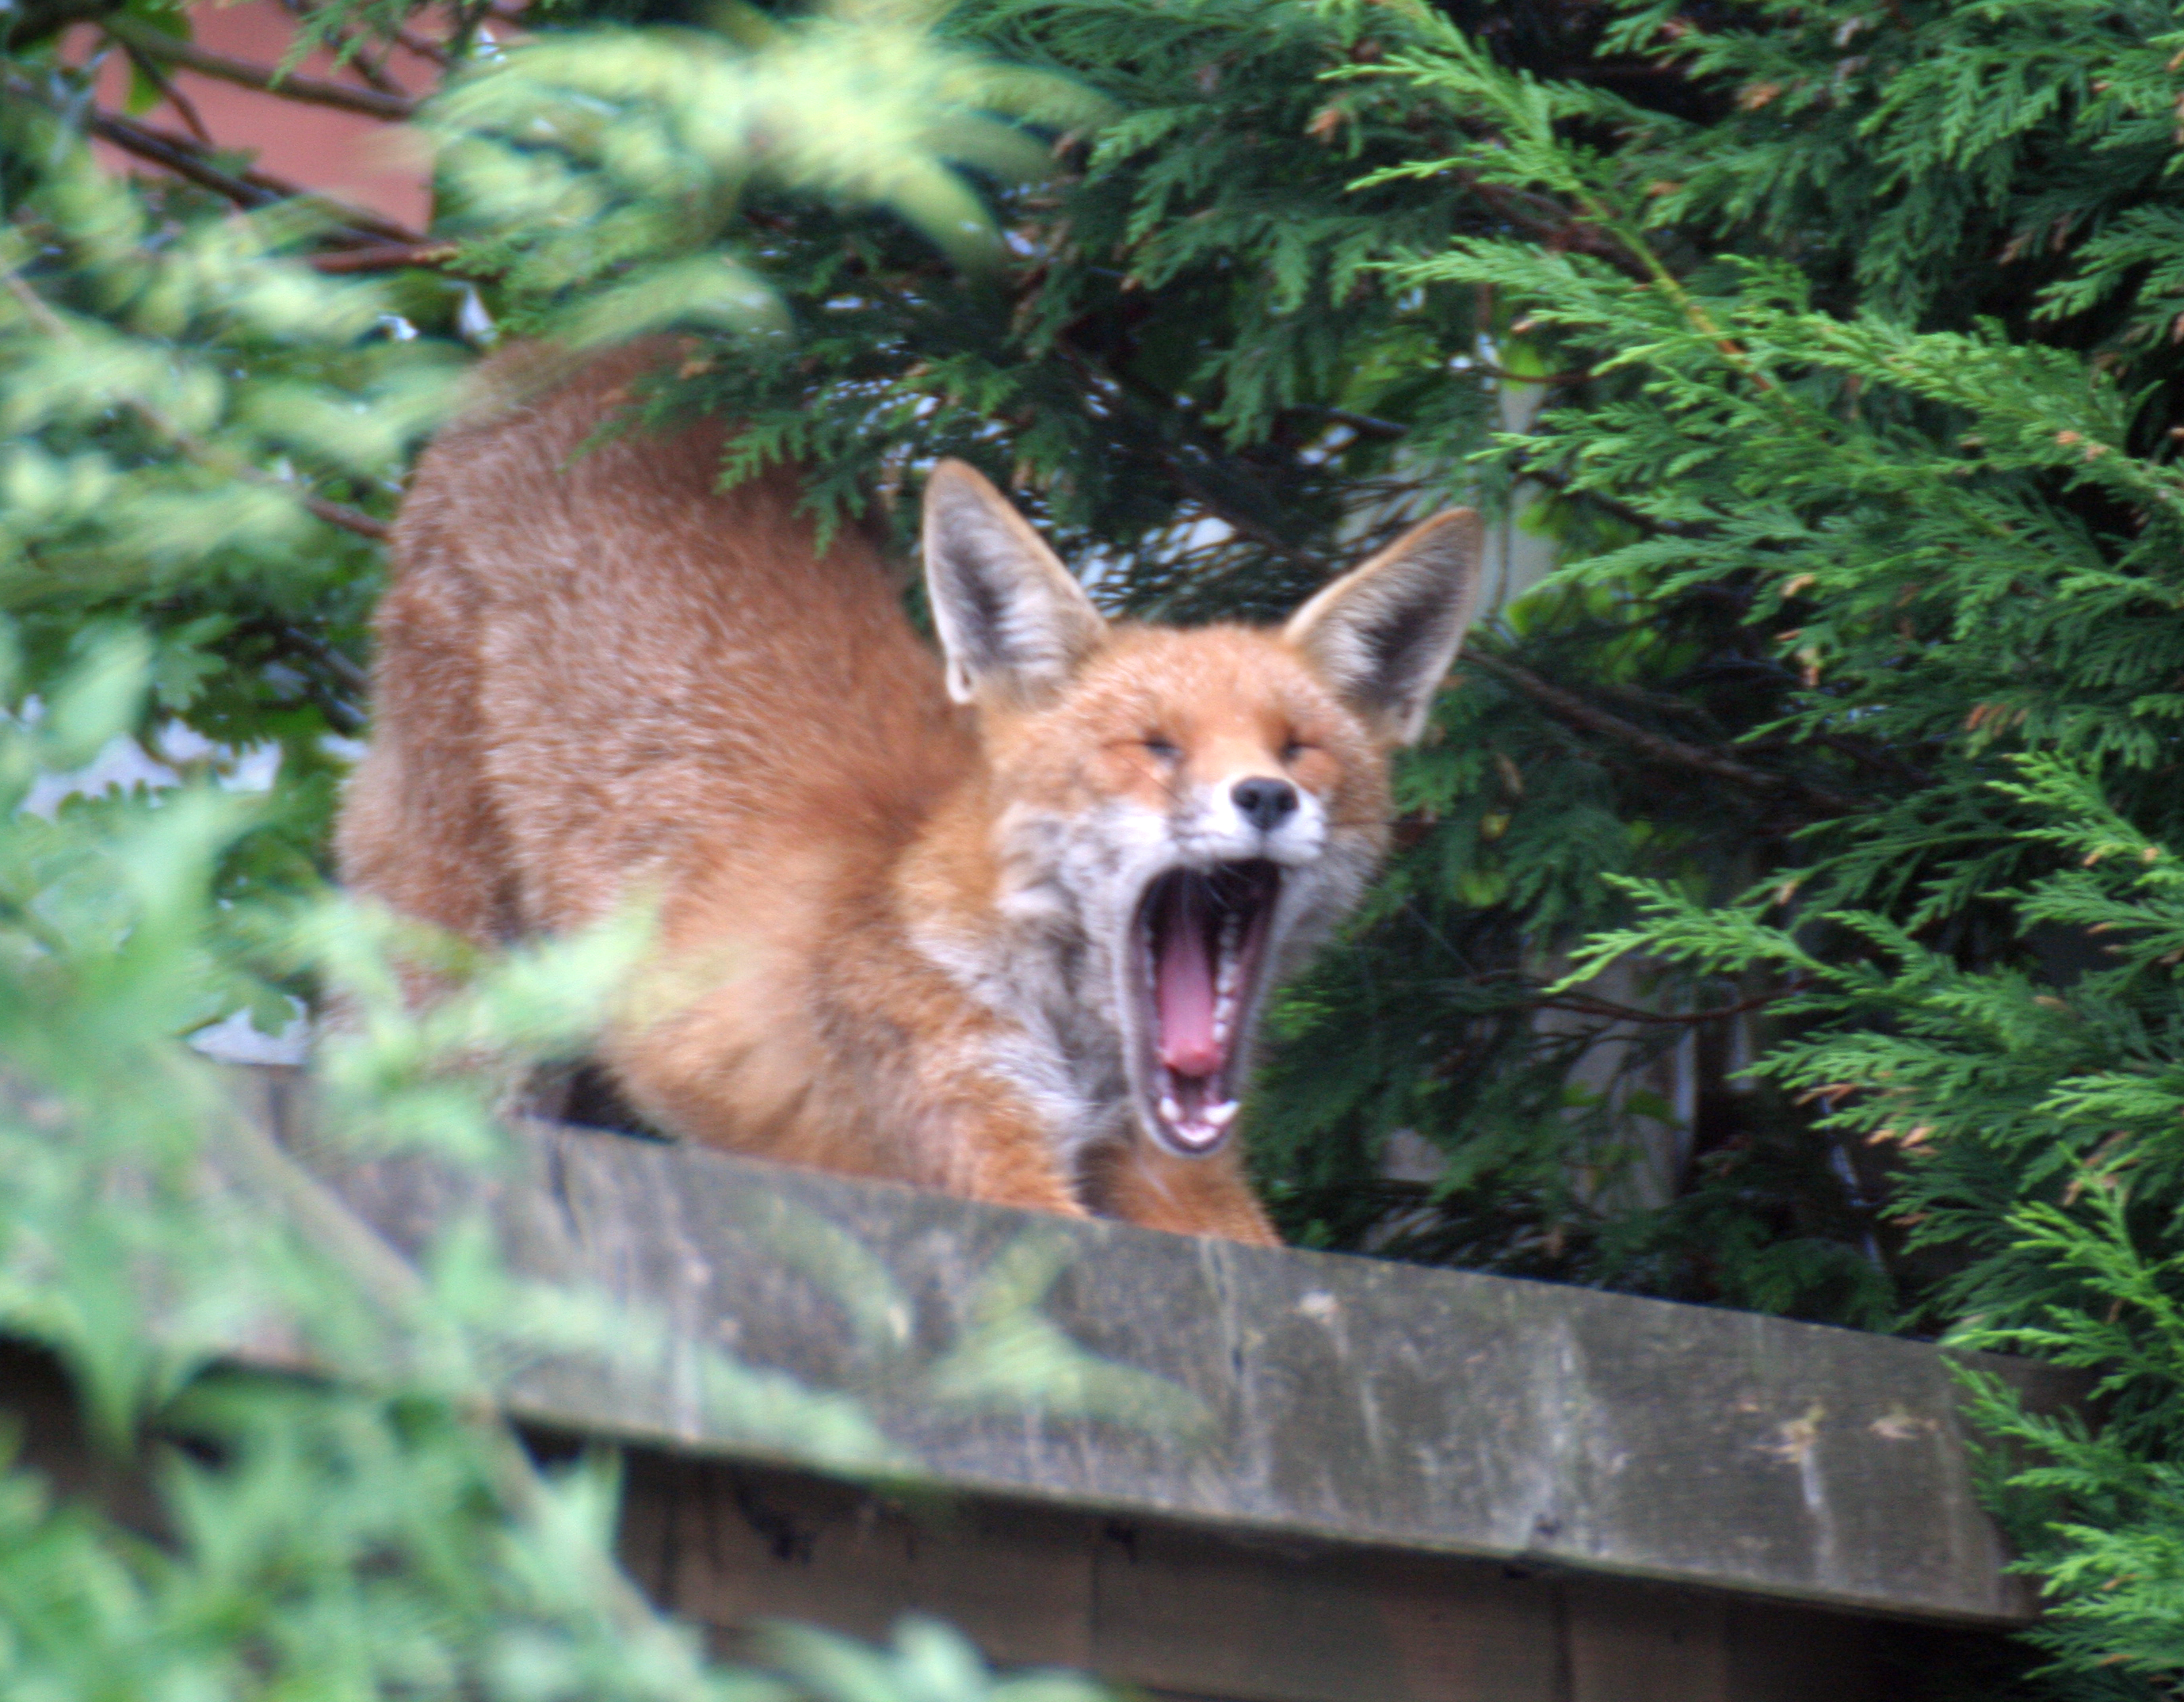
11, 1067, 2079, 1702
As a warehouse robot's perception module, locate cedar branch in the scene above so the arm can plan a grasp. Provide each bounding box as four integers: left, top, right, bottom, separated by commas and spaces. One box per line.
273, 0, 414, 98
82, 108, 424, 247
1529, 983, 1808, 1026
104, 14, 417, 120
308, 241, 462, 274
1461, 650, 1864, 816
119, 40, 213, 141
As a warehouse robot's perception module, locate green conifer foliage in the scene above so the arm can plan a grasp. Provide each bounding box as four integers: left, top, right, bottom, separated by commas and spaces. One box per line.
0, 3, 1120, 1693
1347, 2, 2184, 1688
11, 0, 2184, 1688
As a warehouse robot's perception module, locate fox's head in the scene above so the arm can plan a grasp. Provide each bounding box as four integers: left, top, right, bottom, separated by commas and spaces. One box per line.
922, 460, 1483, 1162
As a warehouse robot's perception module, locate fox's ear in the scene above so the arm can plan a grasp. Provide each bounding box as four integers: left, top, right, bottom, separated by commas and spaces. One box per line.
1283, 510, 1486, 744
923, 460, 1105, 707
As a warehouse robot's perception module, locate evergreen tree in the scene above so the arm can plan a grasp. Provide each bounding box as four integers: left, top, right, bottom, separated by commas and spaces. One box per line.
10, 0, 2184, 1690
0, 1, 1114, 1693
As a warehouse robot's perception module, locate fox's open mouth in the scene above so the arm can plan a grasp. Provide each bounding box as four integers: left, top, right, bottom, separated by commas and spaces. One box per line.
1127, 859, 1283, 1157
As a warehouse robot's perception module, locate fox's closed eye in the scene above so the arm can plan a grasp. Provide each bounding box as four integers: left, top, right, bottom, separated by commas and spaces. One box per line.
1144, 736, 1182, 761
1281, 739, 1311, 763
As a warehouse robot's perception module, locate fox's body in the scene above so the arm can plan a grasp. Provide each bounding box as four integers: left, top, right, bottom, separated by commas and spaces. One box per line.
338, 343, 1482, 1242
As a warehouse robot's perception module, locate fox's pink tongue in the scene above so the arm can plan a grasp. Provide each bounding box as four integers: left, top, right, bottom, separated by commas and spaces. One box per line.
1156, 911, 1224, 1078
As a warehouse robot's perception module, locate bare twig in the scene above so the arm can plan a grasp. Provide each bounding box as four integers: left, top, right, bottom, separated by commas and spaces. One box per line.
1518, 462, 1709, 541
307, 241, 461, 274
281, 488, 391, 543
1461, 650, 1865, 816
1052, 341, 1315, 572
1310, 406, 1404, 440
1531, 983, 1808, 1026
281, 624, 371, 700
104, 15, 418, 120
208, 154, 426, 246
446, 0, 498, 61
120, 41, 214, 142
82, 108, 284, 209
257, 621, 371, 730
221, 618, 368, 732
81, 108, 424, 248
391, 25, 453, 69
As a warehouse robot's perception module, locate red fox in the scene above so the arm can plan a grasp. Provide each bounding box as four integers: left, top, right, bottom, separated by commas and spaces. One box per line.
337, 343, 1483, 1244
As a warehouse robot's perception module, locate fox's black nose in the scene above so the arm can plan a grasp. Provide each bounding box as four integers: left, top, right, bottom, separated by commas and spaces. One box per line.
1233, 777, 1299, 834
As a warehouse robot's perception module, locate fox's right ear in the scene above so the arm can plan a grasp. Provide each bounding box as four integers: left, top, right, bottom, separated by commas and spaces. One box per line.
923, 460, 1105, 708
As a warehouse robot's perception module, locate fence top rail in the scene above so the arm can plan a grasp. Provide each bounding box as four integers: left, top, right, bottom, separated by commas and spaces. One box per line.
239, 1067, 2066, 1628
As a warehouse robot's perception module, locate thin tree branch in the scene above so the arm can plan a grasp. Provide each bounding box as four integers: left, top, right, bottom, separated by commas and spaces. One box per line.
1052, 341, 1314, 571
284, 488, 390, 543
82, 108, 284, 209
307, 241, 461, 273
104, 15, 418, 120
221, 616, 368, 732
120, 41, 213, 142
1529, 983, 1808, 1026
1451, 166, 1656, 286
82, 108, 424, 248
446, 0, 499, 61
281, 623, 371, 700
391, 25, 453, 68
1308, 406, 1404, 439
1461, 650, 1865, 816
1802, 729, 1933, 788
1518, 461, 1709, 540
209, 154, 426, 246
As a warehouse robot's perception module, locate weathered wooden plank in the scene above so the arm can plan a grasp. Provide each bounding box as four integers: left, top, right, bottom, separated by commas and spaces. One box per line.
240, 1067, 2068, 1626
0, 1339, 2009, 1702
1567, 1579, 1728, 1702
624, 1454, 1099, 1670
1724, 1601, 1879, 1702
605, 1452, 1918, 1702
1088, 1521, 1561, 1702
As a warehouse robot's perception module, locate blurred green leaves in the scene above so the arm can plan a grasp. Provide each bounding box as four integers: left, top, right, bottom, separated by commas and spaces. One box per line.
433, 0, 1109, 342
0, 623, 1125, 1700
0, 0, 1140, 1691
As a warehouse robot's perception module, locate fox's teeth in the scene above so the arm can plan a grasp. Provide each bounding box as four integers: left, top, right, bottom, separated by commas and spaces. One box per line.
1216, 918, 1243, 994
1159, 1093, 1184, 1126
1204, 1100, 1239, 1129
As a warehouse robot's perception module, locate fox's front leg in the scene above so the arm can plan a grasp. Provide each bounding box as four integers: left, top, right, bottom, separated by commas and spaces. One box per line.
609, 964, 1090, 1219
1086, 1139, 1280, 1246
920, 1063, 1091, 1219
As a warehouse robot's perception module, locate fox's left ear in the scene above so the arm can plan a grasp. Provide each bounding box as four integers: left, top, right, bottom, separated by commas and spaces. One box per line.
923, 460, 1106, 708
1283, 510, 1486, 744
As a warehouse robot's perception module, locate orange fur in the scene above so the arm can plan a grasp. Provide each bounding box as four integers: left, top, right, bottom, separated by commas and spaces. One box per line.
338, 342, 1483, 1242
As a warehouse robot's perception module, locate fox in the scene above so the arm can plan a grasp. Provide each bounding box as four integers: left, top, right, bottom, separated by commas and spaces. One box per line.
335, 342, 1483, 1245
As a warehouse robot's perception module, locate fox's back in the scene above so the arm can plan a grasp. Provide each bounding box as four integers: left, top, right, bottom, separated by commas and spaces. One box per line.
367, 342, 973, 935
